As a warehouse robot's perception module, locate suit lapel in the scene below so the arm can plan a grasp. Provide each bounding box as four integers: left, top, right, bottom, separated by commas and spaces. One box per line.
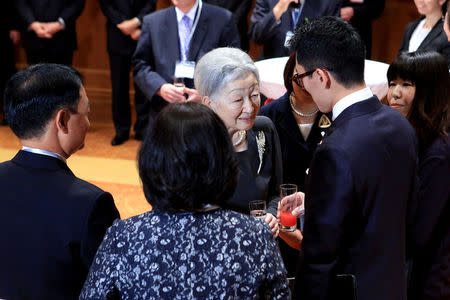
188, 4, 208, 61
419, 18, 444, 50
166, 7, 181, 62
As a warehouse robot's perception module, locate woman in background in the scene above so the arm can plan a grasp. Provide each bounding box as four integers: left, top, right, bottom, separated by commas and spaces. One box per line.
195, 47, 282, 237
80, 102, 290, 299
398, 0, 450, 67
387, 51, 449, 300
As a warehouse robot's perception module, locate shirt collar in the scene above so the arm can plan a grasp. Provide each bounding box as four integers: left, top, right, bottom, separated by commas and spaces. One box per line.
21, 146, 67, 163
175, 0, 199, 23
332, 87, 373, 121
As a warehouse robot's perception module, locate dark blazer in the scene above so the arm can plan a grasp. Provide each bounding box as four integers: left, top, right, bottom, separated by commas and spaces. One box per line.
228, 116, 283, 217
203, 0, 252, 50
259, 93, 330, 191
408, 136, 450, 300
14, 0, 85, 55
249, 0, 341, 59
100, 0, 156, 56
399, 17, 450, 68
342, 0, 385, 58
133, 3, 240, 120
294, 97, 418, 300
0, 151, 119, 300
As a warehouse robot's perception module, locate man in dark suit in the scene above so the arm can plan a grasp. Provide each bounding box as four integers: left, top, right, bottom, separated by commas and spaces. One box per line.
100, 0, 156, 146
249, 0, 341, 59
0, 64, 120, 300
341, 0, 385, 58
15, 0, 85, 65
289, 17, 418, 299
203, 0, 252, 50
133, 0, 240, 123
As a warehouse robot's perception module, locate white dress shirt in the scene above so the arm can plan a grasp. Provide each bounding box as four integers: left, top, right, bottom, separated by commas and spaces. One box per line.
332, 87, 373, 121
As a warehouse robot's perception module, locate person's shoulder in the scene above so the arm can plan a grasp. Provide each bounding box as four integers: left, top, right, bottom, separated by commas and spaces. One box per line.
254, 115, 276, 131
220, 210, 273, 238
143, 6, 172, 23
259, 94, 287, 116
203, 2, 233, 19
425, 135, 450, 159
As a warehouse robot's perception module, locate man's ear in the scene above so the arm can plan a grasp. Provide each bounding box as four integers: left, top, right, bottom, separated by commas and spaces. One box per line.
55, 109, 70, 134
316, 69, 332, 89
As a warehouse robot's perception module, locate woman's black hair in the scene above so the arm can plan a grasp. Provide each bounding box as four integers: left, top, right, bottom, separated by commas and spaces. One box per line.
138, 102, 238, 213
387, 51, 449, 154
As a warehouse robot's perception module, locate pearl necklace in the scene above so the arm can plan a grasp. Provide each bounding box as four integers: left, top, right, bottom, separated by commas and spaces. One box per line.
233, 130, 246, 147
290, 94, 319, 117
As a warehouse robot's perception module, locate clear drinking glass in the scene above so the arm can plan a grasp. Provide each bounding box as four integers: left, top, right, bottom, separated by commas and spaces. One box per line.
249, 200, 266, 219
279, 183, 298, 232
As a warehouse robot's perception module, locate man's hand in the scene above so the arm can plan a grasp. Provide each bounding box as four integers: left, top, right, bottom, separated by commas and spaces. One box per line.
29, 22, 52, 38
278, 191, 305, 218
158, 84, 186, 103
117, 18, 140, 36
44, 22, 63, 36
273, 0, 298, 21
340, 7, 355, 22
9, 30, 21, 45
184, 87, 201, 102
264, 213, 280, 238
130, 29, 141, 40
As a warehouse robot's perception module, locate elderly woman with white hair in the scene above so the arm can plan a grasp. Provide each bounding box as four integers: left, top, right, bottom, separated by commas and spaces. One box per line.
195, 47, 282, 236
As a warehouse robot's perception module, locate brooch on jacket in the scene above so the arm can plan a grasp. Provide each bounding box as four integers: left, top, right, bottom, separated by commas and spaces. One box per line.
256, 131, 266, 174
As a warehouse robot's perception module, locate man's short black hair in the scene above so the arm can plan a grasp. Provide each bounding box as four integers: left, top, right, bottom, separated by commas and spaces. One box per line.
289, 16, 365, 88
138, 102, 238, 213
4, 64, 83, 139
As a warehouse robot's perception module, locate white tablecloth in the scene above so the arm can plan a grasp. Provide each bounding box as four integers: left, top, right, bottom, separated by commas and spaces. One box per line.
255, 57, 389, 100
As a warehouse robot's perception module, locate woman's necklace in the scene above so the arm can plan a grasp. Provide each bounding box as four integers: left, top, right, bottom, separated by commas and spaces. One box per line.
233, 130, 246, 147
290, 94, 319, 117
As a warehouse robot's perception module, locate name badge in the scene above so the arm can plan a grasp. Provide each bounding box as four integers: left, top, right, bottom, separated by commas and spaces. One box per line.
284, 31, 294, 48
174, 60, 196, 79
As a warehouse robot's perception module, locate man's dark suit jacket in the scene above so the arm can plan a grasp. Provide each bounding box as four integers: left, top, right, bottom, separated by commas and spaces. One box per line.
342, 0, 385, 58
203, 0, 252, 50
399, 17, 450, 68
14, 0, 85, 57
294, 97, 418, 300
0, 151, 119, 300
100, 0, 156, 56
249, 0, 341, 59
132, 3, 240, 121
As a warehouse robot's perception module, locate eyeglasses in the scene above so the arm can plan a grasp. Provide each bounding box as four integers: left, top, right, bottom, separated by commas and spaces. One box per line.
292, 70, 315, 88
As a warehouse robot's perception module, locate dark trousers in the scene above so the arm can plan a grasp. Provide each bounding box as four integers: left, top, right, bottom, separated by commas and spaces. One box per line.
26, 49, 73, 65
109, 53, 149, 137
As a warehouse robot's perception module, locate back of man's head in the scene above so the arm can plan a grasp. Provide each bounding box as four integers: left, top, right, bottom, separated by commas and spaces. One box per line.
4, 64, 83, 140
289, 16, 365, 88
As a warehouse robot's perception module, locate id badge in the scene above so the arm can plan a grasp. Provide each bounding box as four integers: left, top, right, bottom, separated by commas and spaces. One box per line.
174, 60, 196, 79
284, 31, 294, 48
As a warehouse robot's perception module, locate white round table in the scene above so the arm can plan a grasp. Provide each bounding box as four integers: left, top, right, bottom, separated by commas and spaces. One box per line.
255, 57, 389, 100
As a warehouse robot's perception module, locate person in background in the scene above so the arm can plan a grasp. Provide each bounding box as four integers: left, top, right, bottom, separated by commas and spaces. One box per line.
100, 0, 156, 146
15, 0, 85, 65
133, 0, 240, 126
387, 50, 449, 300
290, 17, 418, 299
203, 0, 252, 51
195, 47, 282, 238
80, 102, 291, 299
340, 0, 385, 58
248, 0, 341, 59
444, 2, 450, 41
259, 53, 331, 277
0, 64, 119, 300
0, 2, 20, 125
399, 0, 450, 67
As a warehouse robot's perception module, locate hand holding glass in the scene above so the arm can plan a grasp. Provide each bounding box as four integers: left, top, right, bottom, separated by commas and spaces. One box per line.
279, 184, 299, 232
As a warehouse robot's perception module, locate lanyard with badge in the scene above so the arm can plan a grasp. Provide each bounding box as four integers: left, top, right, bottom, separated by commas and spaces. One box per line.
284, 1, 303, 47
175, 0, 202, 81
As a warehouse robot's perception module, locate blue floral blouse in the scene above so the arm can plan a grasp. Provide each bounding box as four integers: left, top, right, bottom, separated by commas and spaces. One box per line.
80, 209, 290, 299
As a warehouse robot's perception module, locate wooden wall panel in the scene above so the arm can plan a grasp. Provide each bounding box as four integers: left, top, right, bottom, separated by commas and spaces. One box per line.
13, 0, 420, 122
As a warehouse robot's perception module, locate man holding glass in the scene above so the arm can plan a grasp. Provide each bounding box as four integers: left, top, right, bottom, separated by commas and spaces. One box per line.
132, 0, 240, 124
288, 17, 418, 299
